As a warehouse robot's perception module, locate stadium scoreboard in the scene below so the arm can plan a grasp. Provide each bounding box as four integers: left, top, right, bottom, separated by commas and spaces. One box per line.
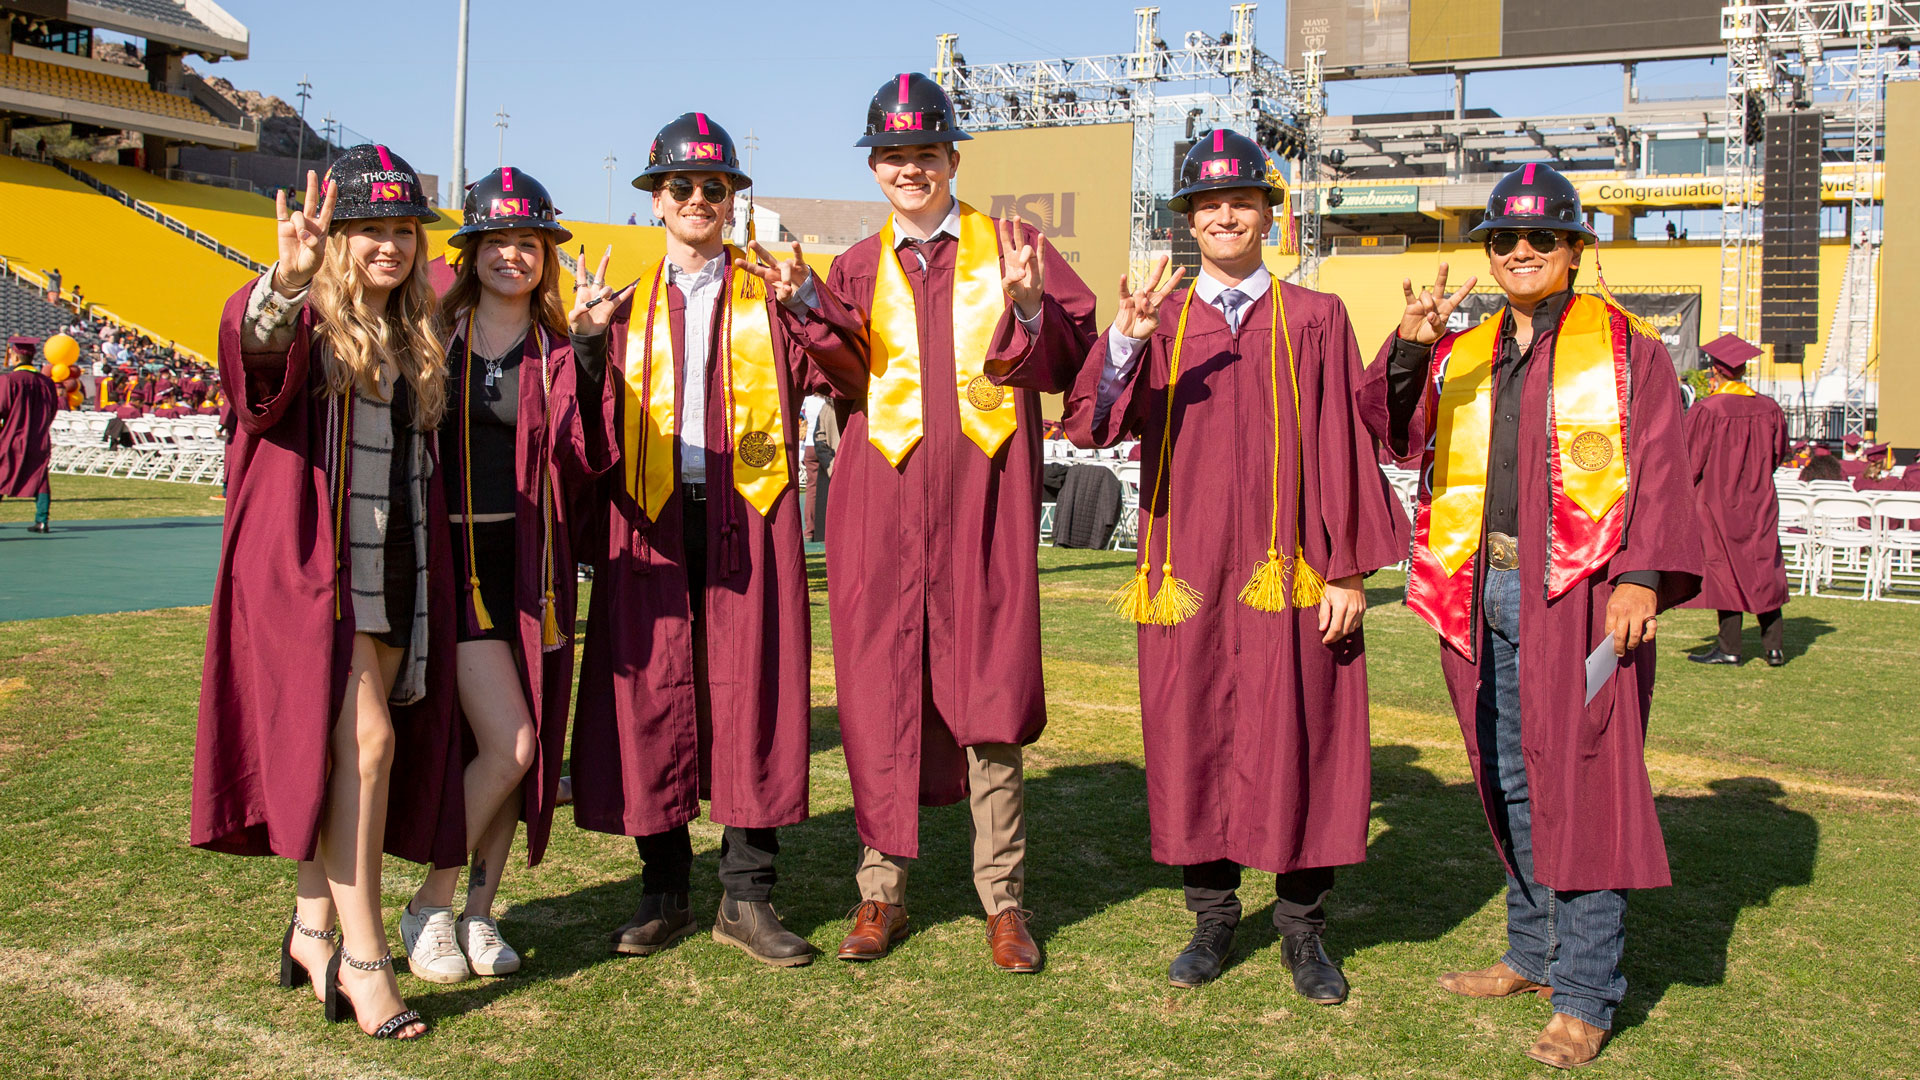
1285, 0, 1726, 76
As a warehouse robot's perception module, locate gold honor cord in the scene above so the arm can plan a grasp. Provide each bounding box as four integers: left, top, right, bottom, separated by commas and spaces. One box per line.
1110, 283, 1203, 626
1237, 284, 1325, 611
461, 328, 496, 632
534, 329, 562, 649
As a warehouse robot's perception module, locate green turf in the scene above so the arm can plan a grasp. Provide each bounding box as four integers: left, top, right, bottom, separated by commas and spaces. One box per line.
0, 482, 1915, 1078
0, 474, 225, 522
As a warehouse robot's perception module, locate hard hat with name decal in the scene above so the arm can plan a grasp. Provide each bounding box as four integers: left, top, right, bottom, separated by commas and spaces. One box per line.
323, 143, 438, 224
451, 166, 572, 248
632, 112, 752, 191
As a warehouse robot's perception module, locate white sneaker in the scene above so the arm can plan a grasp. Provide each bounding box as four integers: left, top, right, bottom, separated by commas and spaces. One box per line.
458, 914, 522, 976
400, 904, 471, 984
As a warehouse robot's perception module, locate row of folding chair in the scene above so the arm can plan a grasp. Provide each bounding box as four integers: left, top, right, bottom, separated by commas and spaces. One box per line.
1777, 490, 1920, 602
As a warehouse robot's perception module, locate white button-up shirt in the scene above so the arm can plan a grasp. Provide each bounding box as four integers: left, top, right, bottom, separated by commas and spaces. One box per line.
667, 254, 730, 484
1094, 265, 1273, 427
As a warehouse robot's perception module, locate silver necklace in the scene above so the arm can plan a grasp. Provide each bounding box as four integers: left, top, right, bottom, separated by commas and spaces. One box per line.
474, 318, 528, 387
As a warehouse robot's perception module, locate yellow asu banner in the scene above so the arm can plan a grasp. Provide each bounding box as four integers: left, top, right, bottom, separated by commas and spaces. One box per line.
1579, 169, 1885, 209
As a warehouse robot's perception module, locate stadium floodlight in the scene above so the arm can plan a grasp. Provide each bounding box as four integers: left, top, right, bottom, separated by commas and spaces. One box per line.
292, 75, 312, 193
604, 152, 618, 224
495, 106, 510, 168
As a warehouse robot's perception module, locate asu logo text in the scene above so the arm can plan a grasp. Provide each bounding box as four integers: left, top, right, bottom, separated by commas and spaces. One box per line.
1200, 158, 1241, 180
883, 111, 925, 132
490, 197, 530, 218
370, 181, 414, 202
685, 142, 723, 161
984, 192, 1077, 240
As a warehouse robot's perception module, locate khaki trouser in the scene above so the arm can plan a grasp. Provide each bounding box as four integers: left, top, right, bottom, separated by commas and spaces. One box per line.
855, 742, 1026, 915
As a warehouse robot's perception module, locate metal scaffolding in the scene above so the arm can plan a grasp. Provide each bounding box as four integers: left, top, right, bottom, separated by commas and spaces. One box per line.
931, 4, 1321, 286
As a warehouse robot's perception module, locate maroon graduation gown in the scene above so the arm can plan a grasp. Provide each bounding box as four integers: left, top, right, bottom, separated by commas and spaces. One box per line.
442, 325, 612, 865
570, 264, 813, 839
1681, 390, 1790, 613
190, 285, 466, 868
778, 222, 1097, 858
1359, 324, 1702, 891
0, 367, 57, 497
1064, 285, 1409, 873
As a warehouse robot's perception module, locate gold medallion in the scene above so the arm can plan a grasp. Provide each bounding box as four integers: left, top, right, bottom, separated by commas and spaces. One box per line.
736, 430, 778, 469
966, 374, 1005, 412
1569, 430, 1614, 472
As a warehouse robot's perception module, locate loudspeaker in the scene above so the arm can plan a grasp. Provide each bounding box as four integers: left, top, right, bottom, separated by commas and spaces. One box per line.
1170, 140, 1201, 278
1761, 111, 1822, 345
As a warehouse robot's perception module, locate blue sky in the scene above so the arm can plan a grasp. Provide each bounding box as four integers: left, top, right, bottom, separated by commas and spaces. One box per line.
204, 1, 1721, 221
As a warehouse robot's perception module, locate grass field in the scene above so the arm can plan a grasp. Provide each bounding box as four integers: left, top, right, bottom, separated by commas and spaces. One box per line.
0, 476, 1915, 1078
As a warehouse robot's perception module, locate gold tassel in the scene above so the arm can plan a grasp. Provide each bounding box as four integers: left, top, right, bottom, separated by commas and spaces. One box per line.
541, 590, 561, 647
1592, 251, 1660, 340
1108, 566, 1154, 623
1289, 549, 1326, 607
1238, 549, 1292, 613
1146, 564, 1203, 625
469, 575, 495, 632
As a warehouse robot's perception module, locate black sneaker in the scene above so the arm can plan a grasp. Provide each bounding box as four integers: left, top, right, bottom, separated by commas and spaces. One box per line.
26, 521, 49, 533
1167, 921, 1235, 988
609, 892, 694, 956
1282, 931, 1349, 1004
1688, 647, 1740, 665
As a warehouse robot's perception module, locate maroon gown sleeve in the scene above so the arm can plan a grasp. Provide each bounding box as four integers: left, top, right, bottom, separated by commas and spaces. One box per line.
218, 282, 313, 437
986, 230, 1098, 393
777, 253, 872, 400
1315, 296, 1412, 580
1610, 332, 1704, 611
1063, 298, 1175, 450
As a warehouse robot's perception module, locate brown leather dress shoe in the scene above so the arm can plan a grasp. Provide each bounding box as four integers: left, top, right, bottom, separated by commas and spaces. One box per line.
1525, 1012, 1610, 1069
836, 900, 908, 961
1437, 960, 1552, 998
987, 908, 1041, 974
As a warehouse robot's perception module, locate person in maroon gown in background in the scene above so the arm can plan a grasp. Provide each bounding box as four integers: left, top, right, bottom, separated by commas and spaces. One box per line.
1063, 130, 1409, 1002
394, 166, 608, 985
772, 73, 1097, 973
1359, 163, 1701, 1069
0, 337, 57, 532
1683, 334, 1791, 667
569, 113, 820, 969
192, 151, 461, 1042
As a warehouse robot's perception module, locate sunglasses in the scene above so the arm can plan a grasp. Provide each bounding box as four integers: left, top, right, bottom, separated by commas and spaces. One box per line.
664, 177, 731, 204
1488, 229, 1567, 256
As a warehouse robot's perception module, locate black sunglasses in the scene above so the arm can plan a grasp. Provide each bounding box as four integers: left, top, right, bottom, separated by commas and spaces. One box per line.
1488, 229, 1567, 256
664, 177, 731, 204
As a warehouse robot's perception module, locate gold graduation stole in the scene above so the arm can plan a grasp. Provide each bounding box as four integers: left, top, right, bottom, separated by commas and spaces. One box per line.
622, 248, 788, 522
865, 201, 1015, 465
1711, 380, 1757, 397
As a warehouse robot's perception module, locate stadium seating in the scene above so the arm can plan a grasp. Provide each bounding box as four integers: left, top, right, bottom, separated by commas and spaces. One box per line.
0, 274, 72, 339
0, 53, 219, 127
0, 154, 252, 357
67, 159, 281, 264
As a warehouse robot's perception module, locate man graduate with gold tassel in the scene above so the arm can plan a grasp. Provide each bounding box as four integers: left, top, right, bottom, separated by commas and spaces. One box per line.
1062, 130, 1407, 1001
1359, 162, 1701, 1068
569, 112, 818, 969
761, 72, 1097, 973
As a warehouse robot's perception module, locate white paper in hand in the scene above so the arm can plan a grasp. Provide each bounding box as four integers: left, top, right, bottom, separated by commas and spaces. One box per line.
1584, 638, 1618, 706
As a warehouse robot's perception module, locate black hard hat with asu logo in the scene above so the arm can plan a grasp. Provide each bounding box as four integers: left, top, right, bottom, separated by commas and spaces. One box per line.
452, 166, 572, 248
324, 143, 437, 224
1168, 128, 1285, 214
856, 72, 973, 148
632, 112, 752, 192
1468, 162, 1596, 240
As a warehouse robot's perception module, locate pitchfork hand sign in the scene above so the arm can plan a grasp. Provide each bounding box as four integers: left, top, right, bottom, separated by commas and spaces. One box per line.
274, 170, 337, 295
1398, 263, 1478, 346
999, 214, 1046, 322
569, 246, 636, 336
1112, 255, 1187, 341
742, 241, 813, 305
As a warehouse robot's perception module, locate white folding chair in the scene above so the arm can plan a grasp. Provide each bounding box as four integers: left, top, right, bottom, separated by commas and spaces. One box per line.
1805, 479, 1857, 495
1869, 493, 1920, 602
1109, 462, 1142, 552
1775, 491, 1816, 594
1806, 494, 1878, 599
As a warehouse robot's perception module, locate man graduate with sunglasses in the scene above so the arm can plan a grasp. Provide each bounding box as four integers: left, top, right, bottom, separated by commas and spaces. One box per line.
569, 112, 819, 969
1359, 163, 1700, 1068
752, 72, 1097, 973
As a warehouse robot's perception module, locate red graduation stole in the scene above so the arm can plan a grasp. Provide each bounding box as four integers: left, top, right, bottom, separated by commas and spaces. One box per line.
1406, 294, 1635, 657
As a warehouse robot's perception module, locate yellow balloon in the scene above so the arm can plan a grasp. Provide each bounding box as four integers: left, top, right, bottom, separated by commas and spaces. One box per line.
48, 364, 71, 383
44, 334, 79, 367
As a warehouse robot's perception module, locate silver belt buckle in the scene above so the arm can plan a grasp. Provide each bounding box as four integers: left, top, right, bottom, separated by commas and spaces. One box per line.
1485, 531, 1519, 572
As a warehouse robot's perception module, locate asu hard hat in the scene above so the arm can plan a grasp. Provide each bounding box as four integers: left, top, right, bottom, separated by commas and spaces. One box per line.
323, 143, 438, 224
451, 166, 572, 248
632, 112, 751, 191
856, 72, 973, 148
1468, 162, 1596, 241
1168, 128, 1286, 214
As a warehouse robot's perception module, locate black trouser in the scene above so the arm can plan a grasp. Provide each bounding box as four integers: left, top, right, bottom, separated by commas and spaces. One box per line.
631, 486, 780, 903
1718, 609, 1784, 656
1183, 861, 1336, 937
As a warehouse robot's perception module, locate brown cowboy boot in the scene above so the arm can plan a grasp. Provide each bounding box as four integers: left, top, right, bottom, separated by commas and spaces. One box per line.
1437, 960, 1552, 998
836, 900, 908, 961
986, 908, 1041, 974
1525, 1012, 1611, 1069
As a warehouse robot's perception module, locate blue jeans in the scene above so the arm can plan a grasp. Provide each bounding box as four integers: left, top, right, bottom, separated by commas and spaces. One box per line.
1477, 567, 1628, 1030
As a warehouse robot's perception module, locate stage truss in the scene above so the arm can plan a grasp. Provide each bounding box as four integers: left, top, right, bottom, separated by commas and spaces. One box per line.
932, 4, 1326, 287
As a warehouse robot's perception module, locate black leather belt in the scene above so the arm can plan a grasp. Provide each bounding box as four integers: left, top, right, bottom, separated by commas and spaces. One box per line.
681, 482, 707, 502
1485, 531, 1519, 572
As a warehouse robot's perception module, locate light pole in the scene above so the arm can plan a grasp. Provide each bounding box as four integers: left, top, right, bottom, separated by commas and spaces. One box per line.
493, 106, 510, 168
450, 0, 471, 205
603, 152, 618, 223
320, 112, 336, 169
291, 74, 312, 192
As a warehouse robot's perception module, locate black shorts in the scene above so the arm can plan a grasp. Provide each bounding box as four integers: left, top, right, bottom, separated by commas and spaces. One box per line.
373, 537, 416, 650
454, 519, 517, 644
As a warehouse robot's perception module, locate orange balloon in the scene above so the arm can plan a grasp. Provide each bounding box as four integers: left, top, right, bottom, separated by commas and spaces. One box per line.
44, 334, 79, 367
48, 363, 71, 383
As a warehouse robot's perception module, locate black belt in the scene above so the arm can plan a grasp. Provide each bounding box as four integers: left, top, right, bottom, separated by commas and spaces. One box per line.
681, 482, 707, 502
1485, 531, 1519, 572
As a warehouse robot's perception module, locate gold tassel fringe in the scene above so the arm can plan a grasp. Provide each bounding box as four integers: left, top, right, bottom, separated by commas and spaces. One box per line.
1238, 549, 1292, 613
1146, 569, 1203, 626
1108, 567, 1154, 623
1289, 549, 1326, 607
469, 576, 494, 632
541, 590, 561, 647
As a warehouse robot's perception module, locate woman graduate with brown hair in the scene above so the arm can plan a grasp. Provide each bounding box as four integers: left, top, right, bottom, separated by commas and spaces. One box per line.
190, 147, 461, 1041
395, 167, 611, 983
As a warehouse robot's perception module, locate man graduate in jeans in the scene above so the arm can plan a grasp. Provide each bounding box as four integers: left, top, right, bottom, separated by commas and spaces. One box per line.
1360, 163, 1701, 1068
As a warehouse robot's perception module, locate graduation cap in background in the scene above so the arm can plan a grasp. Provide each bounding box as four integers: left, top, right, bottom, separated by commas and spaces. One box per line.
1702, 333, 1762, 375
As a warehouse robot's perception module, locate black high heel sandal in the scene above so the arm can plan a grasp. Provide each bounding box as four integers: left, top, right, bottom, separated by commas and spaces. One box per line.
278, 912, 338, 989
325, 946, 428, 1039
